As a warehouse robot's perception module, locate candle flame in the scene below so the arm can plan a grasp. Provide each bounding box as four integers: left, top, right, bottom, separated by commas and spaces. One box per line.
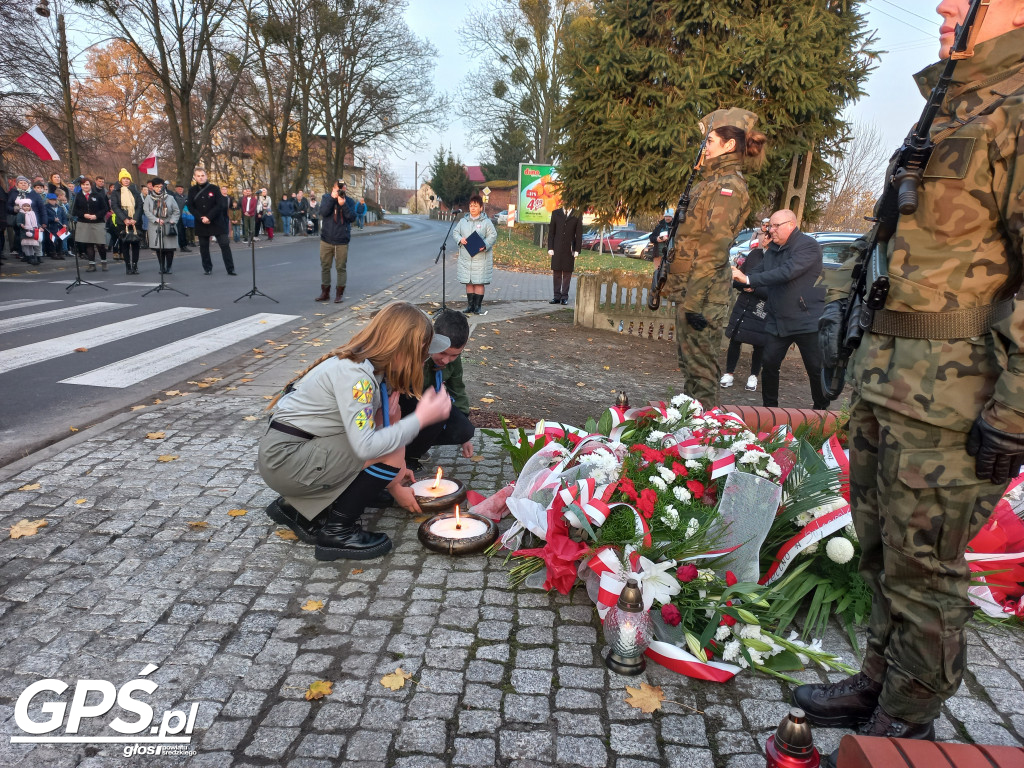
455, 504, 461, 530
431, 467, 443, 490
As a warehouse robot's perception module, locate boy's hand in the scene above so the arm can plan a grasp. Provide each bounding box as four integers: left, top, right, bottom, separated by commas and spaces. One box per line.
461, 441, 474, 458
390, 483, 421, 514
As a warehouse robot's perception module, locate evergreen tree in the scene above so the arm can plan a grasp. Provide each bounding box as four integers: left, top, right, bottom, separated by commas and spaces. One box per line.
481, 111, 534, 181
554, 0, 877, 221
429, 147, 474, 208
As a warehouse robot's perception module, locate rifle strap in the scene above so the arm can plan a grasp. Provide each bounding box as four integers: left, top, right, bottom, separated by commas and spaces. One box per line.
871, 299, 1012, 339
932, 65, 1024, 144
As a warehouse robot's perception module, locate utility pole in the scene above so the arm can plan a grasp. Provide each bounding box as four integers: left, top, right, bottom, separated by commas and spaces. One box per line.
36, 1, 79, 177
413, 161, 418, 214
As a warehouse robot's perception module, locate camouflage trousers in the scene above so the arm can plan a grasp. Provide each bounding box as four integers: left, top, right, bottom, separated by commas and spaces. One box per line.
849, 396, 1006, 722
664, 274, 727, 408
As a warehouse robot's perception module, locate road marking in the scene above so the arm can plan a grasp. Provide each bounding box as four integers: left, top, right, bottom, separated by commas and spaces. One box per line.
61, 312, 299, 388
113, 282, 162, 287
49, 279, 107, 284
0, 278, 43, 283
0, 299, 62, 312
0, 302, 133, 335
0, 307, 213, 374
268, 261, 292, 266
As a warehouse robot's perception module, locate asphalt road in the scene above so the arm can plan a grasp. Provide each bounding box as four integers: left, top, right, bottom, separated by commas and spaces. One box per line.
0, 215, 455, 466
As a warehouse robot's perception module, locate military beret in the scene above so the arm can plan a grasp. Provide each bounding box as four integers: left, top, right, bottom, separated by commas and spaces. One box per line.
699, 107, 759, 136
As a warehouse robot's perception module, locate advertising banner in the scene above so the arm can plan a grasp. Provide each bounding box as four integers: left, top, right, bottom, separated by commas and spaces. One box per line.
518, 164, 561, 224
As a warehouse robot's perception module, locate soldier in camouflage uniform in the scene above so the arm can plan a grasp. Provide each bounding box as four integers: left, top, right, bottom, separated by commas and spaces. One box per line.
656, 107, 766, 408
794, 2, 1024, 762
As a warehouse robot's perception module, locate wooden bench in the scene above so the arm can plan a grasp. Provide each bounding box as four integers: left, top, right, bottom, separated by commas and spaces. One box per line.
574, 269, 676, 341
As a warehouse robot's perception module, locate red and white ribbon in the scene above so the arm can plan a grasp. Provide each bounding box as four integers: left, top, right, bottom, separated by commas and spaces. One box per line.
760, 504, 853, 585
820, 433, 850, 501
645, 640, 740, 683
559, 478, 612, 527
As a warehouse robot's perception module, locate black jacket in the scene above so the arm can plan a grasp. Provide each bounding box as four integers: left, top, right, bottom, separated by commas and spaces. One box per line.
725, 248, 770, 346
548, 208, 582, 271
319, 193, 356, 245
187, 182, 229, 236
746, 229, 825, 336
110, 184, 145, 231
70, 190, 106, 223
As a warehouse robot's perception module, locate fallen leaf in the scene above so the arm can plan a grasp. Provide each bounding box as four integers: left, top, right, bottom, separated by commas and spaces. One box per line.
305, 680, 333, 700
188, 521, 209, 529
479, 345, 493, 350
164, 390, 181, 396
69, 426, 79, 433
301, 599, 324, 611
18, 483, 41, 491
153, 399, 163, 404
75, 499, 86, 504
275, 529, 298, 541
157, 455, 178, 462
380, 668, 412, 691
9, 519, 47, 539
603, 366, 610, 371
196, 382, 210, 388
146, 432, 165, 440
470, 455, 485, 462
252, 348, 264, 354
228, 509, 247, 517
74, 347, 88, 352
263, 395, 274, 400
239, 378, 253, 383
224, 386, 238, 391
350, 569, 364, 575
130, 405, 147, 411
576, 382, 586, 387
492, 329, 500, 334
480, 398, 494, 403
243, 415, 259, 421
624, 683, 665, 714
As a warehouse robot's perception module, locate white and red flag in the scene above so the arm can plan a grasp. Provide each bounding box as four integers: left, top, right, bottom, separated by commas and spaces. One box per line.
138, 150, 158, 175
16, 125, 60, 162
54, 226, 69, 241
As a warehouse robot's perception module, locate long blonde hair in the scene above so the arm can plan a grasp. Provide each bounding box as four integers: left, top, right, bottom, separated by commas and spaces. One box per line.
267, 301, 433, 409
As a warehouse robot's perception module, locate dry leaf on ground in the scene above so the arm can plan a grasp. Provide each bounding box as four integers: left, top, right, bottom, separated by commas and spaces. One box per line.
69, 426, 79, 432
227, 509, 247, 517
576, 382, 586, 387
75, 499, 86, 504
164, 390, 181, 396
188, 521, 209, 530
10, 519, 47, 539
470, 455, 485, 462
74, 347, 88, 352
305, 680, 333, 700
350, 569, 364, 575
146, 432, 165, 440
275, 529, 298, 541
480, 398, 494, 403
624, 683, 665, 714
380, 668, 412, 691
130, 405, 147, 411
301, 599, 324, 611
157, 455, 178, 462
18, 483, 41, 491
243, 415, 259, 421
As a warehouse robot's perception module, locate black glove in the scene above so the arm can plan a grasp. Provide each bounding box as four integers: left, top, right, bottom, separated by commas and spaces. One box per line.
685, 312, 708, 331
966, 415, 1024, 484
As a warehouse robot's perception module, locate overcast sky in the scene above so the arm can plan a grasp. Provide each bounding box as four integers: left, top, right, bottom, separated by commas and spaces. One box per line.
392, 0, 941, 188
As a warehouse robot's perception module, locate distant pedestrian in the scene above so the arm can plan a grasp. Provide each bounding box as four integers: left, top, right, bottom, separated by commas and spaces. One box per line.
17, 198, 42, 265
188, 168, 236, 275
241, 187, 258, 242
110, 168, 144, 274
453, 195, 497, 315
316, 180, 356, 303
143, 177, 180, 274
294, 190, 309, 235
279, 193, 294, 236
355, 197, 367, 229
229, 199, 242, 242
547, 204, 582, 305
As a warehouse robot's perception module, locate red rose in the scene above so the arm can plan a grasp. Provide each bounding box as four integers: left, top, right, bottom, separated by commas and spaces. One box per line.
660, 604, 682, 627
676, 563, 698, 582
637, 489, 657, 518
686, 480, 705, 497
725, 571, 738, 587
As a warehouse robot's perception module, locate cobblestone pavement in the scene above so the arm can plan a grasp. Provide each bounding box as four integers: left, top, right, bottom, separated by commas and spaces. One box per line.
2, 298, 1024, 767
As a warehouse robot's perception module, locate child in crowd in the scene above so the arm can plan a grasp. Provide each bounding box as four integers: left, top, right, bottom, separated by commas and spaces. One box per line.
17, 199, 42, 265
229, 199, 242, 243
44, 193, 67, 259
258, 302, 453, 561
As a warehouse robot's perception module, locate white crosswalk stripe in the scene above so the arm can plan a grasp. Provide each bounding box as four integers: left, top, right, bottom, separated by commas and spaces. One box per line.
0, 302, 133, 335
49, 280, 106, 284
113, 283, 161, 287
0, 278, 42, 283
0, 306, 213, 374
60, 312, 299, 388
0, 299, 62, 313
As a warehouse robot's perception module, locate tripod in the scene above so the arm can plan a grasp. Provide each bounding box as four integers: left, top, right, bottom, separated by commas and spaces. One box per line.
433, 209, 462, 312
234, 237, 277, 303
143, 215, 188, 298
66, 221, 107, 294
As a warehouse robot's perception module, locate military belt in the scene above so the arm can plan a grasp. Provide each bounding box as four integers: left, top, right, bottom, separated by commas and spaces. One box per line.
871, 300, 1013, 339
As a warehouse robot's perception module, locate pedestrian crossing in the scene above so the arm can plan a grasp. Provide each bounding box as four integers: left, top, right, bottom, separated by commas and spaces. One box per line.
0, 300, 299, 387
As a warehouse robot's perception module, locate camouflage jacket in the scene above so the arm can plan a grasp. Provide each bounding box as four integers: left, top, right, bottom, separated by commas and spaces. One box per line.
669, 153, 750, 314
854, 27, 1024, 432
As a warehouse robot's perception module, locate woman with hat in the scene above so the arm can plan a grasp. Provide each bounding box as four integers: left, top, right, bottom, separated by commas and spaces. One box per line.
111, 169, 145, 274
142, 177, 180, 274
70, 177, 109, 271
656, 107, 767, 407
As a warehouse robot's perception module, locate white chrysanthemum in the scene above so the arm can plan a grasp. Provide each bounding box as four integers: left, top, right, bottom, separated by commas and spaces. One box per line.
747, 648, 765, 667
766, 458, 782, 476
803, 542, 819, 556
715, 625, 732, 641
685, 518, 699, 539
826, 537, 856, 564
673, 486, 692, 503
722, 639, 742, 662
685, 460, 701, 469
657, 465, 676, 483
738, 623, 762, 640
795, 511, 813, 528
578, 449, 622, 485
663, 406, 682, 423
661, 504, 680, 529
646, 430, 667, 446
649, 475, 668, 492
810, 497, 848, 519
755, 469, 769, 478
738, 450, 763, 465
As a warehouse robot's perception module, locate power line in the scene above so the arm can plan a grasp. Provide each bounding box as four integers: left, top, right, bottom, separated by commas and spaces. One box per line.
867, 2, 934, 36
875, 0, 938, 26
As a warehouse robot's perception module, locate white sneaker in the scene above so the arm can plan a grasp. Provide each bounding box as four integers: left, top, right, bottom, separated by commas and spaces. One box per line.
720, 373, 734, 388
745, 375, 758, 391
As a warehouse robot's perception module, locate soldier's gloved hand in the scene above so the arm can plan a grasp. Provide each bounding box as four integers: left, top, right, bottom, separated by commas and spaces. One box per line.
685, 312, 708, 331
966, 415, 1024, 484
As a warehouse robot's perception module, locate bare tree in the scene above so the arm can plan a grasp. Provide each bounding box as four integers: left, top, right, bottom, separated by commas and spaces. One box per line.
810, 121, 890, 233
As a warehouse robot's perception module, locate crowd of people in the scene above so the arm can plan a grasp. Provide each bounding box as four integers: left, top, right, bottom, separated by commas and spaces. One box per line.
0, 170, 368, 274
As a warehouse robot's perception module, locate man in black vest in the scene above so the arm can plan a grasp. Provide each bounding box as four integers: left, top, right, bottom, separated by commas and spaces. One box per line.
187, 167, 236, 275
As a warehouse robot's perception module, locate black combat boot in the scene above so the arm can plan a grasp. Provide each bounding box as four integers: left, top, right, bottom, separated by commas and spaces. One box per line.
791, 671, 882, 729
314, 463, 399, 561
823, 705, 935, 768
462, 292, 474, 315
265, 497, 326, 545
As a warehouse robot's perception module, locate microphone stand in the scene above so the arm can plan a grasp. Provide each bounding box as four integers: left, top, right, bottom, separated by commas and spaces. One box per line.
234, 236, 278, 303
433, 208, 462, 312
143, 210, 188, 297
66, 218, 107, 294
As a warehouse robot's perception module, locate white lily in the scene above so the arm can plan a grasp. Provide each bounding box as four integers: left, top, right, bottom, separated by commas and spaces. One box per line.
635, 556, 680, 611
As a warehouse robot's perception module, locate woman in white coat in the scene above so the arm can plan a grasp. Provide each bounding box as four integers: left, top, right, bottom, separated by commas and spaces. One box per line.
452, 195, 497, 314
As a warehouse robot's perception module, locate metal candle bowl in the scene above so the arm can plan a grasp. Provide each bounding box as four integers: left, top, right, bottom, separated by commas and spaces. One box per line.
412, 477, 467, 514
417, 510, 499, 556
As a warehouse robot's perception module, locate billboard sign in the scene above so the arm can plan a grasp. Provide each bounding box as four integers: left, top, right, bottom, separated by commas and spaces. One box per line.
518, 164, 561, 224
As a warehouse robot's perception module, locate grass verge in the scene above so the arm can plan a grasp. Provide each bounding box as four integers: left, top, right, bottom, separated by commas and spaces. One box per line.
492, 226, 650, 275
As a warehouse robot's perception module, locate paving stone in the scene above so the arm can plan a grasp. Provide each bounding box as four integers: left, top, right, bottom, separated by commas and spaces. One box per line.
516, 647, 554, 669
458, 710, 502, 735
555, 688, 602, 710
660, 714, 709, 746
715, 730, 758, 755
611, 723, 659, 756
264, 701, 311, 727
395, 719, 448, 754
504, 694, 550, 723
555, 736, 607, 768
511, 669, 553, 695
453, 737, 495, 765
407, 693, 459, 720
462, 683, 502, 711
475, 644, 510, 662
243, 727, 300, 758
500, 729, 554, 761
417, 669, 464, 694
345, 730, 393, 762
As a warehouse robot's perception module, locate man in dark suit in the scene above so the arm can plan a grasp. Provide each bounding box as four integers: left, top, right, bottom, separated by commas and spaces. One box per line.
731, 209, 830, 410
187, 167, 235, 275
547, 205, 582, 304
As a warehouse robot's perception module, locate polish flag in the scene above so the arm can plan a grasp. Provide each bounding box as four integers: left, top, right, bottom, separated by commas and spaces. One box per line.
32, 228, 45, 243
16, 125, 60, 162
138, 150, 158, 175
55, 226, 69, 241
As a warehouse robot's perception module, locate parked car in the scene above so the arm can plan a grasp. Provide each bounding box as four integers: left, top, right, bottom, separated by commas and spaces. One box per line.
811, 231, 864, 269
614, 232, 651, 254
728, 228, 758, 264
620, 234, 655, 259
590, 228, 647, 252
581, 228, 602, 248
494, 210, 510, 225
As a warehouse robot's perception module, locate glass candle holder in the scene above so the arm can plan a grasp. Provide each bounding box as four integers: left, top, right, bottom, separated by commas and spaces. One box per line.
603, 578, 651, 675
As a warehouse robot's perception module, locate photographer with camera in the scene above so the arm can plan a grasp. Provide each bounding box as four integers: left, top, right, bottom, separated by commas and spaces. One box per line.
317, 180, 356, 304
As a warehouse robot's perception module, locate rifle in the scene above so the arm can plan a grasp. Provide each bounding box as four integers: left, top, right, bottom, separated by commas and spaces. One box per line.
819, 0, 989, 400
648, 118, 713, 311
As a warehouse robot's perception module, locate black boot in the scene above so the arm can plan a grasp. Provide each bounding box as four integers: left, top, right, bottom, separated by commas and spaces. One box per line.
315, 463, 399, 561
792, 671, 882, 729
265, 497, 326, 544
472, 294, 484, 314
462, 292, 474, 315
164, 252, 173, 274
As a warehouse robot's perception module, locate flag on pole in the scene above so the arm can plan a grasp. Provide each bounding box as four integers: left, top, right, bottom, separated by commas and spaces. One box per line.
16, 125, 60, 162
32, 228, 45, 243
139, 150, 158, 175
54, 226, 69, 241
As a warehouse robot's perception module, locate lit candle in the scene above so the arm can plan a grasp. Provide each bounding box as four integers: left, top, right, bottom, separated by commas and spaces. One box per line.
429, 512, 488, 539
411, 474, 459, 499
